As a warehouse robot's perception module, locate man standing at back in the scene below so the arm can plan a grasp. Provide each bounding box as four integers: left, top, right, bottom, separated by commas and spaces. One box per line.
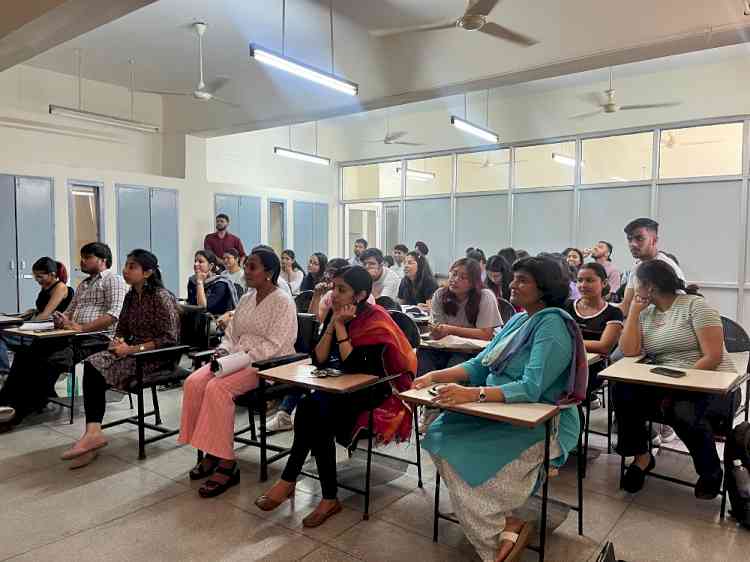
619, 218, 686, 314
204, 214, 245, 265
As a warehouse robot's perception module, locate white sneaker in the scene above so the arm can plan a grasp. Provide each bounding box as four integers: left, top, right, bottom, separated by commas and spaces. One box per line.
266, 411, 293, 432
660, 425, 677, 443
0, 406, 15, 423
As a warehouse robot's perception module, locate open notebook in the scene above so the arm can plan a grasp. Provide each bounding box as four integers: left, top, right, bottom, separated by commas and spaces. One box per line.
421, 335, 489, 352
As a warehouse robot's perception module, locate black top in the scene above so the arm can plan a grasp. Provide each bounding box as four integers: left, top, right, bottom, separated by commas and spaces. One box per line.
397, 275, 439, 306
35, 280, 73, 314
300, 273, 321, 293
187, 277, 234, 315
564, 299, 624, 341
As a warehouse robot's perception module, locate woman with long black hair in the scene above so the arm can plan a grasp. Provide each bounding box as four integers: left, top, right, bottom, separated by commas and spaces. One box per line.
484, 254, 511, 302
60, 249, 180, 467
398, 250, 438, 306
281, 249, 305, 293
188, 249, 238, 315
299, 252, 328, 292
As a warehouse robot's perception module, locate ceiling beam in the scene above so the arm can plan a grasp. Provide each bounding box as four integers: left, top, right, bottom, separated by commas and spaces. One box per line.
0, 0, 157, 72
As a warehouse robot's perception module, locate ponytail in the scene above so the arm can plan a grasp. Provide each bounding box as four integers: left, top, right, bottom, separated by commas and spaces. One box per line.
56, 262, 68, 284
32, 257, 68, 284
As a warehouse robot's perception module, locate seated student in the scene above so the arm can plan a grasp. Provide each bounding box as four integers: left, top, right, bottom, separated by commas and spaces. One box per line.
281, 249, 305, 294
19, 258, 74, 320
413, 256, 582, 562
299, 252, 327, 293
391, 244, 408, 278
222, 248, 246, 290
497, 247, 517, 267
361, 248, 401, 300
563, 247, 584, 273
564, 262, 623, 406
59, 250, 179, 467
616, 260, 736, 498
485, 254, 511, 302
179, 248, 297, 496
398, 251, 438, 306
252, 245, 293, 296
0, 243, 126, 429
188, 249, 238, 315
255, 266, 417, 528
466, 248, 487, 282
417, 258, 502, 376
415, 241, 429, 258
383, 255, 395, 268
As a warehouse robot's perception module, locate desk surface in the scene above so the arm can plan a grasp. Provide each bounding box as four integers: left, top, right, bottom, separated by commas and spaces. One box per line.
2, 327, 79, 339
587, 353, 603, 366
258, 358, 395, 394
419, 335, 489, 354
399, 386, 559, 428
598, 356, 740, 395
0, 315, 24, 327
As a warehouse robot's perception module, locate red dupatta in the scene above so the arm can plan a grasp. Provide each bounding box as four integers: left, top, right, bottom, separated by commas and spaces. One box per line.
348, 304, 418, 446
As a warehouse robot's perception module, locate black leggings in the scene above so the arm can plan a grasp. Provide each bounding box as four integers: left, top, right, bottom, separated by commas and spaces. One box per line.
281, 393, 338, 499
83, 363, 110, 424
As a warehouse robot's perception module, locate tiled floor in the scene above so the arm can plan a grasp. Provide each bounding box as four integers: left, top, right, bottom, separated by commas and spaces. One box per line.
1, 387, 749, 562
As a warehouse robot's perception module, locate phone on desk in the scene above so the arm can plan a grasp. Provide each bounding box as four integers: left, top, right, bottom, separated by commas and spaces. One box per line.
428, 384, 447, 397
650, 366, 686, 378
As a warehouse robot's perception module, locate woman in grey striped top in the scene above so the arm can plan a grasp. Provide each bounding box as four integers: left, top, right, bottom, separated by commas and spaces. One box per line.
616, 259, 735, 499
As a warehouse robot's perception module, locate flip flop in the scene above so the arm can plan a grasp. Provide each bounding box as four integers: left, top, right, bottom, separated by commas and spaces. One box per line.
496, 522, 532, 562
69, 450, 98, 469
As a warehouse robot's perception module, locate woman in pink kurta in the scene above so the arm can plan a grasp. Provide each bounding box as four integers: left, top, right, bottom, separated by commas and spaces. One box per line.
178, 247, 297, 498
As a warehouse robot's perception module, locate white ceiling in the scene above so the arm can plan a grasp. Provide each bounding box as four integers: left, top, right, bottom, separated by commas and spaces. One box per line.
23, 0, 750, 136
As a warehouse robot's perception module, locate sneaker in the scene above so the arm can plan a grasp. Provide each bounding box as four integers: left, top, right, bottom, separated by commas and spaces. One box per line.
0, 406, 15, 423
650, 424, 662, 448
589, 397, 602, 411
266, 411, 293, 432
418, 408, 440, 434
660, 425, 677, 444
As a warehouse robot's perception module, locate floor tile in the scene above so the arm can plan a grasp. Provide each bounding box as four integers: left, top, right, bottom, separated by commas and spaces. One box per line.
300, 545, 362, 562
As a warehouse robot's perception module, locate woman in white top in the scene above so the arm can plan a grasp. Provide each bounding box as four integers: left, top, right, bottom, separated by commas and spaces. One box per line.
280, 250, 305, 294
616, 259, 735, 499
178, 247, 297, 498
418, 258, 501, 376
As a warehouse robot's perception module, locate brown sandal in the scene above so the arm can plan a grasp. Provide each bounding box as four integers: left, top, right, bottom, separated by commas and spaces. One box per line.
302, 500, 342, 528
198, 463, 240, 498
255, 483, 296, 511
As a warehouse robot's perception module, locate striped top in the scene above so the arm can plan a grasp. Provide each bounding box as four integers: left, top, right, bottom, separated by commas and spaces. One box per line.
639, 294, 735, 372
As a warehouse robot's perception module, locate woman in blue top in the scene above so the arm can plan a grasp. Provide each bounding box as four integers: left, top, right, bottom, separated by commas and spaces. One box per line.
414, 256, 581, 562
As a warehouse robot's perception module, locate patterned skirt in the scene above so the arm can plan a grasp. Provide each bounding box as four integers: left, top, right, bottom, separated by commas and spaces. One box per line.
87, 350, 172, 390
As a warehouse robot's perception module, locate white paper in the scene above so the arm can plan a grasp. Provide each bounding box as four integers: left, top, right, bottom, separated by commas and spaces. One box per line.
421, 334, 489, 351
213, 352, 252, 377
18, 321, 55, 331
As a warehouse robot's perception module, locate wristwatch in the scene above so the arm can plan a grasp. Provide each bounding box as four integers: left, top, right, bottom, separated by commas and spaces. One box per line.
138, 344, 146, 352
478, 387, 487, 403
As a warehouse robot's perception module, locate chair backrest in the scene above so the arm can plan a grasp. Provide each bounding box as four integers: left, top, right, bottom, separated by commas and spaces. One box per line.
234, 283, 245, 298
376, 296, 400, 311
295, 290, 314, 314
178, 303, 211, 350
296, 313, 319, 354
497, 297, 516, 325
388, 309, 421, 348
722, 316, 750, 354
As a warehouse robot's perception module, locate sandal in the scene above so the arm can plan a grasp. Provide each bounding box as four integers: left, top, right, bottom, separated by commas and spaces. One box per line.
495, 522, 532, 562
189, 455, 219, 480
198, 463, 240, 498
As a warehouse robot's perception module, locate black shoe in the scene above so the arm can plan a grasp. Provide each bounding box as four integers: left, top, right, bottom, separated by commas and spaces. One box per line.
623, 454, 655, 494
695, 469, 723, 500
189, 455, 219, 480
198, 463, 240, 498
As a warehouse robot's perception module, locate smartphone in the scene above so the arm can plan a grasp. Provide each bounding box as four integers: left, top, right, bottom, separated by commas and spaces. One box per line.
650, 366, 686, 378
428, 384, 446, 396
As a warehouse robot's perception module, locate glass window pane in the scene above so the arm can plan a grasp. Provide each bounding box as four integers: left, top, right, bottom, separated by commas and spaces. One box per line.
457, 149, 510, 193
515, 141, 576, 188
346, 204, 379, 254
269, 201, 285, 254
342, 162, 401, 200
659, 123, 743, 179
69, 185, 101, 287
404, 155, 452, 197
581, 132, 653, 184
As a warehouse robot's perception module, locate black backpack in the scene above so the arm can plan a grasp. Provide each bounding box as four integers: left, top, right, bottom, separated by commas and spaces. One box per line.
725, 421, 750, 529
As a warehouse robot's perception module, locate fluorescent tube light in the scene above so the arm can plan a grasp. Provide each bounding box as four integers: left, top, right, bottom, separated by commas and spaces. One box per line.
551, 152, 577, 167
49, 105, 159, 133
450, 115, 499, 144
396, 167, 435, 182
274, 146, 331, 166
250, 44, 358, 96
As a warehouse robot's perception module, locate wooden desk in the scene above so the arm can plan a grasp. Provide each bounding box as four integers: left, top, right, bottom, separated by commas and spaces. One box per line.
0, 316, 24, 328
258, 358, 396, 394
598, 356, 740, 395
2, 327, 79, 340
400, 386, 565, 562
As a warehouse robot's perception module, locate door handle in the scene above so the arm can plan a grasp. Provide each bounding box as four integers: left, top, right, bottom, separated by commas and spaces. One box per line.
20, 260, 26, 270
22, 274, 33, 279
8, 259, 14, 272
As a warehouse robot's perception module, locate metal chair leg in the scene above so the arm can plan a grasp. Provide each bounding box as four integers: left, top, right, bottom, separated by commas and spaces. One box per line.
582, 401, 591, 479
259, 381, 268, 482
151, 386, 162, 425
363, 408, 374, 521
433, 471, 441, 543
413, 408, 423, 488
128, 392, 134, 409
745, 379, 749, 423
606, 383, 613, 454
249, 406, 257, 441
137, 387, 146, 460
69, 373, 76, 425
576, 405, 584, 536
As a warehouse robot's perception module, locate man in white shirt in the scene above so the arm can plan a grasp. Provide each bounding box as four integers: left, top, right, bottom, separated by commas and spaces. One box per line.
390, 244, 408, 278
361, 248, 401, 301
619, 217, 686, 314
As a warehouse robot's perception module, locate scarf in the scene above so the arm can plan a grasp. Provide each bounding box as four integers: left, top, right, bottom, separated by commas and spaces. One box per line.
189, 274, 239, 309
481, 307, 588, 405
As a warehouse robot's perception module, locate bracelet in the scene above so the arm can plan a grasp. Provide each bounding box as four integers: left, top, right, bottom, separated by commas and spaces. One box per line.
337, 336, 350, 344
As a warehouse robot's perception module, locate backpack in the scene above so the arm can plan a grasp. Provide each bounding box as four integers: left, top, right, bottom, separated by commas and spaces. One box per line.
724, 421, 750, 529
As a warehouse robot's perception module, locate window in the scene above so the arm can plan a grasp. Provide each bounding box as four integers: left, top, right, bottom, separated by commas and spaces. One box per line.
659, 123, 743, 179
68, 183, 101, 286
345, 204, 379, 255
457, 149, 510, 192
514, 141, 576, 188
581, 132, 654, 184
404, 155, 452, 197
268, 200, 286, 254
342, 162, 401, 200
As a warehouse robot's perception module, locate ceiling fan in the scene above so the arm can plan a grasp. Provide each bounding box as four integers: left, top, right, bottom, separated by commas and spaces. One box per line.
365, 120, 423, 146
660, 131, 722, 149
571, 68, 681, 119
137, 22, 239, 107
369, 0, 538, 47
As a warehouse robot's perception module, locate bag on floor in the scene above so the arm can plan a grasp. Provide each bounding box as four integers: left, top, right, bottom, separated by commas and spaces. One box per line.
724, 421, 750, 529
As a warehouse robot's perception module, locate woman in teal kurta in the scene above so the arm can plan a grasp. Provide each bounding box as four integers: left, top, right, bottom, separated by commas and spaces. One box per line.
414, 256, 581, 562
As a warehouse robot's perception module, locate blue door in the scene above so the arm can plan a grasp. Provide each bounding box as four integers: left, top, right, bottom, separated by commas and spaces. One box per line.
149, 188, 179, 295
293, 201, 314, 264
238, 196, 261, 252
0, 175, 18, 313
16, 177, 54, 311
313, 203, 329, 256
116, 186, 150, 273
214, 194, 240, 242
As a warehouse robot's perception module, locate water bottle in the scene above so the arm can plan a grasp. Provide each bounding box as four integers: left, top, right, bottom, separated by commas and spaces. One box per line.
733, 458, 750, 499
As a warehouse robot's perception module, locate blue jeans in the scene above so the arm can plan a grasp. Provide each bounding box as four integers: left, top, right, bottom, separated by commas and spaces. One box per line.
0, 339, 9, 372
280, 388, 304, 415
